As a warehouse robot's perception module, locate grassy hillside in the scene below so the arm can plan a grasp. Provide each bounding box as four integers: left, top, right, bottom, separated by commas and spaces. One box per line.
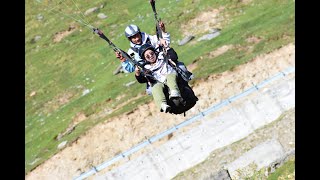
25, 0, 294, 174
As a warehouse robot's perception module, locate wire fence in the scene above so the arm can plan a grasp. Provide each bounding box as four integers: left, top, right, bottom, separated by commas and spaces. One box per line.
73, 66, 295, 180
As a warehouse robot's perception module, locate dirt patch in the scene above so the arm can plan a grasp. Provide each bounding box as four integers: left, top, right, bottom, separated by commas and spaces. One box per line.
112, 93, 145, 113
181, 7, 225, 36
115, 94, 126, 101
187, 44, 234, 72
187, 62, 198, 72
42, 91, 74, 115
25, 43, 295, 180
246, 36, 262, 44
55, 112, 87, 141
239, 0, 253, 5
209, 44, 234, 58
72, 112, 87, 125
53, 25, 77, 43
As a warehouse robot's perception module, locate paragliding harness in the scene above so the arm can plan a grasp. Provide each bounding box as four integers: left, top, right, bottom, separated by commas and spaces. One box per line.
159, 47, 198, 115
149, 0, 198, 115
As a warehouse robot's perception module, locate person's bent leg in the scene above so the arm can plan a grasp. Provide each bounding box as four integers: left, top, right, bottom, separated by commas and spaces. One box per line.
166, 74, 181, 98
151, 83, 169, 112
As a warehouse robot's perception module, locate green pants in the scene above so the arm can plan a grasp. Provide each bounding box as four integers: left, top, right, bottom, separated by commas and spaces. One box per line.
151, 73, 180, 111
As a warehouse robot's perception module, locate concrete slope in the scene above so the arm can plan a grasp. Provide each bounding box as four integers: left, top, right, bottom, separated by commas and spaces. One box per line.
94, 71, 295, 180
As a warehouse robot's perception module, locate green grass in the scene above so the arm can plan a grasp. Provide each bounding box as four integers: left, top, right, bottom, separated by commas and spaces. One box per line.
267, 157, 295, 180
25, 0, 294, 174
246, 156, 295, 180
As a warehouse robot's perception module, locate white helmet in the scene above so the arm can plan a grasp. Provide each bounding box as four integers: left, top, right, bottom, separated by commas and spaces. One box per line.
124, 24, 140, 38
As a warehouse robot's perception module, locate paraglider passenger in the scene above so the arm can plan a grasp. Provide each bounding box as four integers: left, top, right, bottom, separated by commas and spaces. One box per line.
135, 44, 182, 113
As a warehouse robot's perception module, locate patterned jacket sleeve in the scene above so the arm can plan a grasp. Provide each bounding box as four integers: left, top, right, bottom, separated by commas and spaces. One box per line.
121, 60, 135, 73
120, 48, 139, 73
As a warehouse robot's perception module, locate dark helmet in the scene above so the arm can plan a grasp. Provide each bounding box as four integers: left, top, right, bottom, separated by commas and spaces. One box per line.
124, 24, 140, 38
138, 43, 155, 60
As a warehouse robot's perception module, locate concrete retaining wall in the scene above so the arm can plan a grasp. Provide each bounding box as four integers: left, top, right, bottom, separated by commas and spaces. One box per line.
94, 72, 295, 180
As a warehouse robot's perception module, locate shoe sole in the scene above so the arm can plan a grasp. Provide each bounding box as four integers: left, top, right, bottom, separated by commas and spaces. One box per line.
165, 106, 172, 113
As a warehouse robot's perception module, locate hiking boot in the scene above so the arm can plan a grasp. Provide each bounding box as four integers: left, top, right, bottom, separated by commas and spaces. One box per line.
160, 103, 171, 113
169, 90, 181, 100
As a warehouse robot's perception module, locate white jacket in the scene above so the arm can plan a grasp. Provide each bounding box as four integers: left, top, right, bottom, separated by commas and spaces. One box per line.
144, 52, 176, 83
